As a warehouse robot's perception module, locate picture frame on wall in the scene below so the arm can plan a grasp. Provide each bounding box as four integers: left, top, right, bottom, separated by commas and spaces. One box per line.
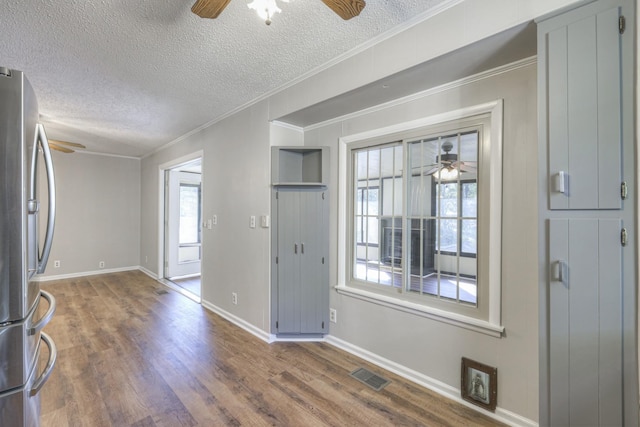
461, 357, 497, 412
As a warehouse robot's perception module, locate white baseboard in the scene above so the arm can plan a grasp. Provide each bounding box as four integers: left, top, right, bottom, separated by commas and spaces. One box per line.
200, 299, 272, 343
34, 265, 140, 282
138, 266, 158, 280
325, 335, 538, 427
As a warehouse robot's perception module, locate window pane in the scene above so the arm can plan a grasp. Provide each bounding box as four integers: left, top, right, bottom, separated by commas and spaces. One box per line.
356, 151, 368, 180
179, 184, 200, 244
462, 182, 477, 217
438, 183, 458, 218
462, 219, 477, 254
355, 215, 363, 243
352, 144, 402, 288
367, 217, 379, 244
366, 188, 379, 215
438, 219, 458, 252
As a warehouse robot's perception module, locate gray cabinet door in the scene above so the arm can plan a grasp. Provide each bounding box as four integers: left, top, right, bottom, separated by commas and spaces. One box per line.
276, 190, 303, 334
548, 219, 623, 426
275, 189, 328, 335
543, 5, 622, 210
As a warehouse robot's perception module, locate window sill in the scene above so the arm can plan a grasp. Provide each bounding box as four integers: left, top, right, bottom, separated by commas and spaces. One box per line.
334, 285, 505, 338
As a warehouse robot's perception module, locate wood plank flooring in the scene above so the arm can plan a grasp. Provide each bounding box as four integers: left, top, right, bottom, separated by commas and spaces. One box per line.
39, 271, 503, 427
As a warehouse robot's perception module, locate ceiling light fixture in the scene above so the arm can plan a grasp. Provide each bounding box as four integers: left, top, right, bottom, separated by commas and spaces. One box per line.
437, 166, 459, 181
247, 0, 290, 25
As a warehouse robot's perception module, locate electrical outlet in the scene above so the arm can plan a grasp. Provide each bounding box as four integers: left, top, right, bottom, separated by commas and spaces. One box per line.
53, 260, 60, 268
99, 261, 105, 269
232, 292, 238, 305
330, 308, 337, 323
250, 215, 256, 228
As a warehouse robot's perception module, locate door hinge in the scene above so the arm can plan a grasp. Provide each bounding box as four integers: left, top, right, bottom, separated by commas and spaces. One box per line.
322, 321, 325, 329
621, 182, 628, 200
621, 228, 628, 246
619, 15, 626, 34
322, 192, 325, 200
276, 256, 279, 264
276, 191, 279, 199
276, 321, 278, 329
322, 257, 325, 264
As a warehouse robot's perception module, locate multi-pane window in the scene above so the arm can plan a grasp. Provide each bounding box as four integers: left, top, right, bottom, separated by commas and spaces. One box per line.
341, 103, 502, 329
178, 182, 201, 263
351, 129, 479, 306
353, 144, 403, 286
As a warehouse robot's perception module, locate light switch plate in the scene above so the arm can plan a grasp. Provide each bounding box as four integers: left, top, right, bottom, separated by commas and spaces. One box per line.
261, 215, 270, 228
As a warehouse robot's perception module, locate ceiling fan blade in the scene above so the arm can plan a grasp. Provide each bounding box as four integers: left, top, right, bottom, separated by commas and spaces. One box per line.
452, 161, 477, 173
321, 0, 366, 20
49, 139, 86, 149
49, 142, 74, 154
192, 0, 231, 19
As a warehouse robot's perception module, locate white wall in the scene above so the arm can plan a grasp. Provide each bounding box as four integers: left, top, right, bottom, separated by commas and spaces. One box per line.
40, 152, 140, 277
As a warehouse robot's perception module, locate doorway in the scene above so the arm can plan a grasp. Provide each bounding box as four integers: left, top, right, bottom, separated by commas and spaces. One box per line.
163, 158, 202, 300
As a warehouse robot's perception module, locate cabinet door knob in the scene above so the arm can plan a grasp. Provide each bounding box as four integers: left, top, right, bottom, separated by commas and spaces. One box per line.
301, 243, 305, 254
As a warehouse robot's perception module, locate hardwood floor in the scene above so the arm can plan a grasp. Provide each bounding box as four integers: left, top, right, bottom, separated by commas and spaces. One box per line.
168, 275, 201, 298
39, 271, 503, 427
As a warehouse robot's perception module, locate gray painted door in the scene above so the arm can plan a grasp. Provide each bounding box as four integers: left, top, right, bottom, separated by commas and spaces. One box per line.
548, 219, 623, 426
546, 5, 622, 210
538, 0, 637, 425
275, 189, 328, 335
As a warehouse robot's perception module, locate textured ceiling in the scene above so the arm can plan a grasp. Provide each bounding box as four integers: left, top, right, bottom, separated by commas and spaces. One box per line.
1, 0, 452, 157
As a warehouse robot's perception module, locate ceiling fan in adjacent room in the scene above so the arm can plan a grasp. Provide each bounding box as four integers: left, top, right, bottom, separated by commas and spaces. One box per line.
416, 140, 477, 180
192, 0, 366, 25
48, 139, 86, 154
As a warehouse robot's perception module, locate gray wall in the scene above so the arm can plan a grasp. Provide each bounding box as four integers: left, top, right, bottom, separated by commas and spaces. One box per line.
40, 152, 140, 276
135, 0, 585, 423
305, 62, 538, 422
140, 102, 272, 331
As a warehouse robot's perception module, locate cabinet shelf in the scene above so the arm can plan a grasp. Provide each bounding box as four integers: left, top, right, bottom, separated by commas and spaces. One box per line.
272, 146, 329, 187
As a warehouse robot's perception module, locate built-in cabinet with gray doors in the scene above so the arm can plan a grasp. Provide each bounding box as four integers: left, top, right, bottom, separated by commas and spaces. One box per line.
271, 147, 329, 337
537, 0, 637, 425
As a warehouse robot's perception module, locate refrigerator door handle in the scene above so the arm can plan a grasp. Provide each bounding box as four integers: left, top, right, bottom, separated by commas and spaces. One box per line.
28, 290, 56, 336
30, 123, 56, 274
30, 332, 57, 397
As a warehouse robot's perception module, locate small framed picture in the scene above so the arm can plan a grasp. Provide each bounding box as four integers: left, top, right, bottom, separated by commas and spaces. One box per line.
461, 357, 497, 412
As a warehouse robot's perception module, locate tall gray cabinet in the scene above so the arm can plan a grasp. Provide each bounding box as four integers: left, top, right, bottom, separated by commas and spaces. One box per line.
537, 0, 637, 425
271, 147, 329, 337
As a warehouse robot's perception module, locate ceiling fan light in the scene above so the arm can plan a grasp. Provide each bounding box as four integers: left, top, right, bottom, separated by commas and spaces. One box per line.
437, 167, 459, 181
248, 0, 282, 24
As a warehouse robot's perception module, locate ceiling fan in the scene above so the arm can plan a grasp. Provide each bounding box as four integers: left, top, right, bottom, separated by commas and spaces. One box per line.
191, 0, 366, 23
416, 140, 477, 179
48, 140, 86, 154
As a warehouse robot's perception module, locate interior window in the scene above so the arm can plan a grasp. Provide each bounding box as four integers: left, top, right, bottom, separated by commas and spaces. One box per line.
351, 128, 480, 306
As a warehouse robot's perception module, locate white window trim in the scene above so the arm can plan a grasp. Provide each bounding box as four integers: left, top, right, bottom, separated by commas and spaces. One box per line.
337, 100, 504, 337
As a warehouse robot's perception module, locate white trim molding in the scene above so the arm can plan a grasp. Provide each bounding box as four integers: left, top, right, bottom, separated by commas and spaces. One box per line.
200, 299, 272, 343
338, 100, 504, 334
35, 265, 140, 282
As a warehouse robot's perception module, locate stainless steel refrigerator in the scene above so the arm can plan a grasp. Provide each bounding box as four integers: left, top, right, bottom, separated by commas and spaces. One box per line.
0, 67, 57, 427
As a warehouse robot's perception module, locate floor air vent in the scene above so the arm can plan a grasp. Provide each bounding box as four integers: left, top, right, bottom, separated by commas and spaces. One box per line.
350, 368, 390, 391
154, 289, 169, 295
